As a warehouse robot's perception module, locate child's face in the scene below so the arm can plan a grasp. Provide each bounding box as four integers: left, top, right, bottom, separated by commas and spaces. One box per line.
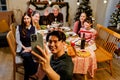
84, 22, 92, 29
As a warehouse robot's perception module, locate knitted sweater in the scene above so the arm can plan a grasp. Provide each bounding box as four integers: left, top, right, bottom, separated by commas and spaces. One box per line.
79, 28, 97, 43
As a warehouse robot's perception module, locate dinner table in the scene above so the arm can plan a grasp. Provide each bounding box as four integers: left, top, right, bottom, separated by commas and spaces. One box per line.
72, 46, 97, 79
66, 32, 97, 79
36, 26, 97, 80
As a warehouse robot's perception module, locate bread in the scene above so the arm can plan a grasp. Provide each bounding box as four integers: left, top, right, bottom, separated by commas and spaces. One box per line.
67, 45, 76, 57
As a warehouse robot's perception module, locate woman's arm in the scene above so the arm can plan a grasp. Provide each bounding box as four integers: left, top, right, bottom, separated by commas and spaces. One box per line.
16, 26, 26, 51
88, 28, 97, 45
73, 21, 79, 34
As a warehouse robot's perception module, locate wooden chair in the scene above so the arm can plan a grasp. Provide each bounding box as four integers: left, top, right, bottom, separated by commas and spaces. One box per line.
7, 31, 38, 80
95, 24, 120, 75
10, 23, 17, 37
6, 31, 23, 80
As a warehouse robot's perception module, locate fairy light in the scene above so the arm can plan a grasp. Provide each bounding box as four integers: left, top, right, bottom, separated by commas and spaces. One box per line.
104, 0, 107, 4
49, 0, 52, 5
77, 0, 80, 6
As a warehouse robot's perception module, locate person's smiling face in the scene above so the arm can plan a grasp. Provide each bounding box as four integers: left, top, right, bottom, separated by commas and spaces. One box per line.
32, 13, 40, 23
48, 35, 64, 54
84, 21, 92, 30
24, 15, 31, 27
80, 13, 87, 22
53, 8, 59, 17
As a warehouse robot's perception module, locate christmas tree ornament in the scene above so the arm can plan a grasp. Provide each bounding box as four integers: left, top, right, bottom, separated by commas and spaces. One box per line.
117, 23, 120, 29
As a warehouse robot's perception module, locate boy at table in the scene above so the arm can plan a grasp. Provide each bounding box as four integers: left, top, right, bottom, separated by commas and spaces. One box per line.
78, 17, 97, 45
32, 31, 74, 80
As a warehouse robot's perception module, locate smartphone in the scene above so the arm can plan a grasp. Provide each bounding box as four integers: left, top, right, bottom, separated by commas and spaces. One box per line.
31, 33, 44, 59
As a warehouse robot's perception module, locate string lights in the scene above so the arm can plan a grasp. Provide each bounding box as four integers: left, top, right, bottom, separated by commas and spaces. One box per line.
104, 0, 107, 4
48, 0, 52, 5
77, 0, 80, 5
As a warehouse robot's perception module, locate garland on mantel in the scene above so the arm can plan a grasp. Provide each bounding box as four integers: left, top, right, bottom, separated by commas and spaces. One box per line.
30, 2, 47, 10
29, 1, 69, 22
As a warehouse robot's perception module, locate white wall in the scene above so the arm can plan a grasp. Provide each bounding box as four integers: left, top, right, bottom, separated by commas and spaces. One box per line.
7, 0, 29, 12
95, 0, 108, 26
64, 0, 77, 27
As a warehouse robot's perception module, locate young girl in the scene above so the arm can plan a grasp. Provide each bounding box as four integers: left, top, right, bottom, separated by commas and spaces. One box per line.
79, 17, 97, 45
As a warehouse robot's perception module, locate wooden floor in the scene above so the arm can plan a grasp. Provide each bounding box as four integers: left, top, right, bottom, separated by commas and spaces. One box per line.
0, 47, 120, 80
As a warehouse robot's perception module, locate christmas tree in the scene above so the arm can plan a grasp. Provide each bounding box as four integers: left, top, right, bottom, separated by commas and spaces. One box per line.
109, 1, 120, 27
74, 0, 92, 21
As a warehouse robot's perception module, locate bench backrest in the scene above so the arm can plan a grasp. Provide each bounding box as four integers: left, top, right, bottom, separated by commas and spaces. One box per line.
95, 24, 120, 54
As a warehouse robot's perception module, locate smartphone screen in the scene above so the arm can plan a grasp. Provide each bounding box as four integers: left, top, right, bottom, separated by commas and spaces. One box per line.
31, 33, 44, 59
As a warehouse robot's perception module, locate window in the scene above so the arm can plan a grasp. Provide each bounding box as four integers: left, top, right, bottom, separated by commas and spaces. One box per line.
0, 0, 7, 11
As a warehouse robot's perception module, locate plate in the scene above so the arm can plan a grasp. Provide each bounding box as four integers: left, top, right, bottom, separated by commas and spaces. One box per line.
41, 25, 47, 30
87, 43, 97, 51
61, 27, 71, 31
76, 50, 91, 57
37, 30, 48, 34
65, 32, 77, 36
71, 38, 81, 46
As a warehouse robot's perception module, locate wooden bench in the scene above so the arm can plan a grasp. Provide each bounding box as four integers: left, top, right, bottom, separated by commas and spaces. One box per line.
95, 24, 120, 75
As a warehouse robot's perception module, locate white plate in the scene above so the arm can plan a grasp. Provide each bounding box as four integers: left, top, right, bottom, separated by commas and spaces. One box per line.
61, 27, 71, 31
65, 32, 77, 36
37, 30, 48, 34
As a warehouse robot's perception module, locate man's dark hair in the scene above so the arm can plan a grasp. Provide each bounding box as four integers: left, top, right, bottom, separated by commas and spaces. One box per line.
46, 31, 66, 42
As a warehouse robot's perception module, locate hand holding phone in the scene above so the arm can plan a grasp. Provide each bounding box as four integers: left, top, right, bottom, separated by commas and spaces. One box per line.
31, 33, 44, 59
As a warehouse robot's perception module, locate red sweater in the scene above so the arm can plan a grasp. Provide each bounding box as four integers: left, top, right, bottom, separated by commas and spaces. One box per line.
79, 28, 97, 43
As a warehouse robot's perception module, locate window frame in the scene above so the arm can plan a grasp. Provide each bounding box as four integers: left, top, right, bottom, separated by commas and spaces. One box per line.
0, 0, 7, 11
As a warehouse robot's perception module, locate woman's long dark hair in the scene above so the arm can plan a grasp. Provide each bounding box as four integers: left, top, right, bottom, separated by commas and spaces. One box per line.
77, 12, 88, 33
21, 12, 33, 36
77, 20, 81, 33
